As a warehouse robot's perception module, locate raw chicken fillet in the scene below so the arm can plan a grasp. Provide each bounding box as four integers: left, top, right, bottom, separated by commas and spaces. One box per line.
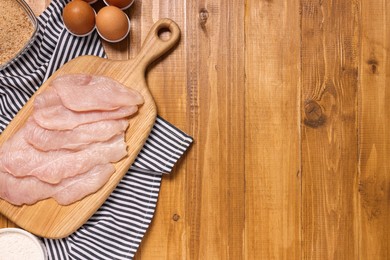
33, 86, 138, 130
0, 164, 115, 206
25, 118, 129, 151
52, 74, 144, 111
0, 73, 144, 205
1, 130, 127, 184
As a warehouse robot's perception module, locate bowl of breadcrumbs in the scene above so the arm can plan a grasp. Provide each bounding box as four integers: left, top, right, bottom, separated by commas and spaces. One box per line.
0, 0, 38, 69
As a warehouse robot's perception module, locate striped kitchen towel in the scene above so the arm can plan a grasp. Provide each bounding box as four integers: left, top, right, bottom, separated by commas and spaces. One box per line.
0, 0, 192, 259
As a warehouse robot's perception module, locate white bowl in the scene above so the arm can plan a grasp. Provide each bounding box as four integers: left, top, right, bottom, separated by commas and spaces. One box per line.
0, 228, 47, 260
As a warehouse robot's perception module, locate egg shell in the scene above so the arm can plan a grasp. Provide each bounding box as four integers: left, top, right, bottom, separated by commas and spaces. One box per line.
104, 0, 135, 9
96, 6, 129, 42
63, 1, 95, 35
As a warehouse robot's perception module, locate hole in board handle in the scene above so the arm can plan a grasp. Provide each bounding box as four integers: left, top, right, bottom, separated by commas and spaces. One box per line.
157, 27, 172, 42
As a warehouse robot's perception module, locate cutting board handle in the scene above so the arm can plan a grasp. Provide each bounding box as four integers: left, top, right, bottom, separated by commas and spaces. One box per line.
134, 18, 181, 72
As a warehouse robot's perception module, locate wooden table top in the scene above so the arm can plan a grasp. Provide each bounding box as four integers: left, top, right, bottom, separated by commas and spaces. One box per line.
1, 0, 389, 259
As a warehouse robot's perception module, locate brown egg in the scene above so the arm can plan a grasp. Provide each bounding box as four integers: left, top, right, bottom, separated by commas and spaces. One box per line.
62, 0, 96, 36
105, 0, 134, 10
96, 6, 129, 42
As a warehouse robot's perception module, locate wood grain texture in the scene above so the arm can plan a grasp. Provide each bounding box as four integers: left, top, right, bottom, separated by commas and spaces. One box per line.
184, 1, 246, 259
359, 0, 390, 258
131, 1, 190, 259
301, 0, 360, 258
1, 0, 389, 259
245, 0, 301, 259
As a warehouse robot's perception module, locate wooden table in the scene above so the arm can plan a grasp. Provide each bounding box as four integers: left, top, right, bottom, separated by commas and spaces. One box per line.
1, 0, 389, 259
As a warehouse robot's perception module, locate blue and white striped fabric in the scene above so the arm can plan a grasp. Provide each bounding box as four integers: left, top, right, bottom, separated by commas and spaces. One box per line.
0, 0, 192, 259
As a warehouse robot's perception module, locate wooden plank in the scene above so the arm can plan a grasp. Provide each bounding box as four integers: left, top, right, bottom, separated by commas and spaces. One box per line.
301, 0, 359, 258
244, 0, 301, 259
179, 0, 246, 259
359, 0, 390, 259
129, 1, 189, 259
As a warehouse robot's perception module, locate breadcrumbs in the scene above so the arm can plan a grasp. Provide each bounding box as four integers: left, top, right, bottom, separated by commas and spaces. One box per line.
0, 0, 34, 65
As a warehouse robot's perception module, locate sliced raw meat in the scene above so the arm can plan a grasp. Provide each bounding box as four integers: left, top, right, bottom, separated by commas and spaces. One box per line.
33, 105, 137, 130
0, 164, 115, 206
1, 129, 127, 184
24, 118, 129, 151
51, 74, 144, 111
0, 73, 145, 206
33, 87, 62, 110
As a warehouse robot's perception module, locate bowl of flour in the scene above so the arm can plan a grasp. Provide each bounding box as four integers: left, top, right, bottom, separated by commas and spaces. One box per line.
0, 228, 47, 260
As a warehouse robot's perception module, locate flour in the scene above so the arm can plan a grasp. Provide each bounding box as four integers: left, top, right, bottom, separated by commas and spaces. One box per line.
0, 231, 46, 260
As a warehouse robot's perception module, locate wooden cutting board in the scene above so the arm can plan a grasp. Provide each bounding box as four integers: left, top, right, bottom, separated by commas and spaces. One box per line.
0, 18, 180, 239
